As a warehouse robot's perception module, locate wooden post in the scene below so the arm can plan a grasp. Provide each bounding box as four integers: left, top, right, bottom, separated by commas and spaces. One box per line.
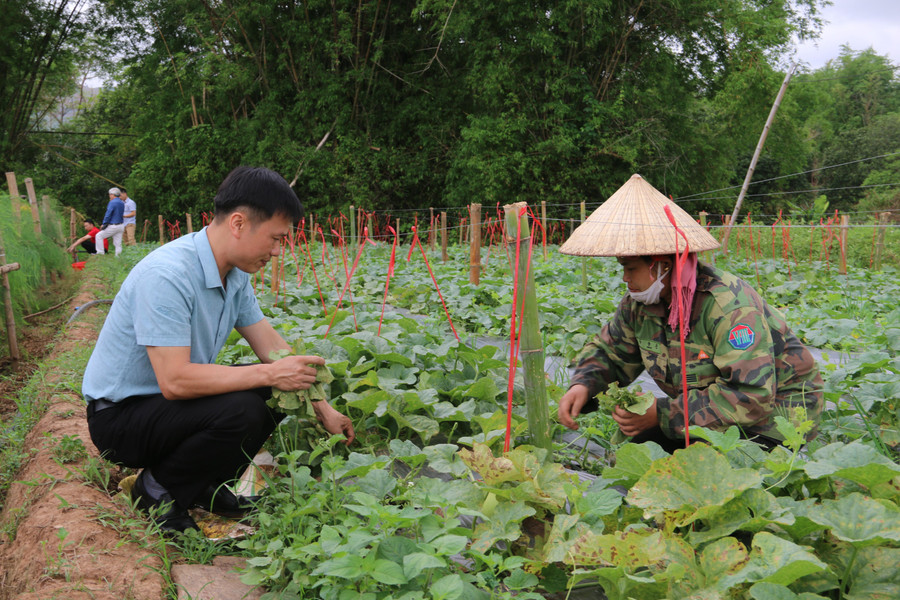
69, 208, 77, 261
469, 204, 482, 285
541, 200, 547, 261
349, 205, 356, 247
699, 211, 711, 263
186, 213, 193, 233
429, 207, 435, 250
440, 211, 448, 262
24, 178, 41, 235
503, 202, 551, 452
141, 219, 150, 243
366, 213, 372, 245
0, 229, 20, 367
158, 215, 165, 245
270, 254, 279, 293
874, 212, 890, 271
838, 215, 849, 275
5, 172, 21, 222
580, 201, 587, 291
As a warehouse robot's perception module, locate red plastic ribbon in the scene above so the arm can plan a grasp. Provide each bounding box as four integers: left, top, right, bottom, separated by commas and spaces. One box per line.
324, 227, 375, 338
378, 226, 399, 335
406, 221, 459, 342
664, 205, 692, 448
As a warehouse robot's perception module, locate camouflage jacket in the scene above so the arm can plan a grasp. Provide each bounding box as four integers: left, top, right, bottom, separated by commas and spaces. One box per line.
570, 263, 823, 442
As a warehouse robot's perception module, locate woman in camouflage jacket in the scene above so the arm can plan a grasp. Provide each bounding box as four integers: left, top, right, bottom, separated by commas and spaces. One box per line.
556, 174, 823, 453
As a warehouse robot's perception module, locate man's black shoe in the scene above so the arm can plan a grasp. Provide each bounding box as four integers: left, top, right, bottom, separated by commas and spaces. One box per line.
132, 471, 199, 534
193, 483, 261, 519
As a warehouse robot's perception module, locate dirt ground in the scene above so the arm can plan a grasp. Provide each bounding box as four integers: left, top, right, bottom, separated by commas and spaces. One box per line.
0, 271, 167, 599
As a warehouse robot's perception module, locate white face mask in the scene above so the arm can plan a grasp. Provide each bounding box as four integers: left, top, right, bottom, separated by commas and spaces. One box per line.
629, 263, 667, 304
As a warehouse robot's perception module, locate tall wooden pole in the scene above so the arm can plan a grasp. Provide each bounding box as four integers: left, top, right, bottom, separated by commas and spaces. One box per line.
469, 204, 482, 285
540, 200, 547, 261
349, 205, 356, 246
503, 202, 551, 451
440, 211, 448, 262
5, 172, 21, 222
580, 201, 588, 291
158, 215, 165, 244
24, 178, 41, 235
874, 212, 890, 271
722, 63, 797, 252
0, 229, 21, 367
838, 215, 849, 275
186, 213, 193, 233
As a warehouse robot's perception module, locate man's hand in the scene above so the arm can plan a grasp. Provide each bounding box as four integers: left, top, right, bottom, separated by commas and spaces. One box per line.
268, 355, 326, 391
612, 399, 659, 437
312, 400, 356, 445
558, 384, 591, 430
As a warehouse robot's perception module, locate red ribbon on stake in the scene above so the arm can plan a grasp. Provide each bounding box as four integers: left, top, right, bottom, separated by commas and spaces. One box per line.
324, 227, 376, 339
378, 225, 399, 336
503, 206, 536, 453
299, 227, 328, 315
332, 226, 359, 331
406, 221, 459, 342
663, 205, 692, 448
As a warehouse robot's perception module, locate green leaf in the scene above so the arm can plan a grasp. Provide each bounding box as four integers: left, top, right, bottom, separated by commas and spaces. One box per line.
504, 568, 539, 590
370, 558, 408, 585
430, 574, 466, 600
627, 444, 763, 525
807, 493, 900, 546
601, 441, 668, 488
355, 469, 397, 498
403, 552, 447, 580
470, 501, 536, 553
720, 532, 826, 588
804, 442, 900, 489
749, 582, 829, 599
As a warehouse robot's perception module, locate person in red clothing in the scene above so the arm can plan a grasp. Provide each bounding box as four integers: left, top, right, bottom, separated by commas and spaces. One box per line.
67, 219, 109, 254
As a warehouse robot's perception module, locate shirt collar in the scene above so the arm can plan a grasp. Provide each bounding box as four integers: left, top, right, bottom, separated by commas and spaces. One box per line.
193, 227, 234, 290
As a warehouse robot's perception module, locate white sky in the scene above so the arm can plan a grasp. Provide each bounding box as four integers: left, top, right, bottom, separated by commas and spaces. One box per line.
791, 0, 900, 69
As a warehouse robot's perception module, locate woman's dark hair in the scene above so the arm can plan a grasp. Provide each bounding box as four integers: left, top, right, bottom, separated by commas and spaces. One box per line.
213, 166, 303, 224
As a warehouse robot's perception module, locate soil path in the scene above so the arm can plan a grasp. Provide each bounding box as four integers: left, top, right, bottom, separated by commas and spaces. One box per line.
0, 270, 166, 599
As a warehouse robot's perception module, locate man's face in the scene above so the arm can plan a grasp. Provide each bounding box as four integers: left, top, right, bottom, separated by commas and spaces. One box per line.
83, 221, 93, 232
618, 257, 657, 293
236, 213, 292, 273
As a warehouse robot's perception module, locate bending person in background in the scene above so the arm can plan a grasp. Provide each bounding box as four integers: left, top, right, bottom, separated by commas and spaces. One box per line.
556, 175, 823, 453
82, 167, 355, 534
95, 187, 126, 256
67, 218, 107, 255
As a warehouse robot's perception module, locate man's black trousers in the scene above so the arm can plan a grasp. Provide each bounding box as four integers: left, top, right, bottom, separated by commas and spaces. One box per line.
87, 385, 283, 509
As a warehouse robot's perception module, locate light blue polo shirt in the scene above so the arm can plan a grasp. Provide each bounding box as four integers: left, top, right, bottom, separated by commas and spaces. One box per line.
82, 228, 265, 403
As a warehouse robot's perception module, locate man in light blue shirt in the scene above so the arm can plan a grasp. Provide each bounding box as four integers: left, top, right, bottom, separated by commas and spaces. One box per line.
121, 190, 137, 245
84, 167, 355, 533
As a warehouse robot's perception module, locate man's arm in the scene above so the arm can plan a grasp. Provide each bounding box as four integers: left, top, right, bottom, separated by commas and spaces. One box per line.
66, 234, 91, 252
124, 210, 136, 218
146, 344, 321, 400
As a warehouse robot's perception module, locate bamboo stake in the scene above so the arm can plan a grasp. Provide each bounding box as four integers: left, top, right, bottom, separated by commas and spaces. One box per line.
540, 200, 547, 261
580, 201, 587, 291
440, 211, 448, 262
429, 208, 435, 250
24, 178, 41, 235
5, 172, 21, 222
838, 215, 849, 275
158, 215, 165, 245
141, 219, 150, 243
722, 63, 797, 251
0, 229, 20, 367
69, 208, 77, 261
874, 212, 890, 271
503, 202, 551, 451
186, 213, 193, 233
349, 205, 356, 246
469, 204, 481, 285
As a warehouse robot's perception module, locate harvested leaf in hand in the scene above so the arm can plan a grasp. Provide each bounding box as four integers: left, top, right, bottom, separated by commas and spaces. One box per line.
596, 382, 656, 416
266, 351, 336, 418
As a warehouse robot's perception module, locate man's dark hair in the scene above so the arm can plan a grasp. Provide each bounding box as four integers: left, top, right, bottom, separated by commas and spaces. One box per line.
213, 166, 303, 224
84, 218, 95, 226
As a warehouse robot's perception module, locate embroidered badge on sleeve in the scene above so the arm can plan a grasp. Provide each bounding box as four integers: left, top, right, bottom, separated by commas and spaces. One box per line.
728, 324, 755, 350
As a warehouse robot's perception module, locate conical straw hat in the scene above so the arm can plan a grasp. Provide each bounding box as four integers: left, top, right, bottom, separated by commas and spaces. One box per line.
559, 174, 720, 257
